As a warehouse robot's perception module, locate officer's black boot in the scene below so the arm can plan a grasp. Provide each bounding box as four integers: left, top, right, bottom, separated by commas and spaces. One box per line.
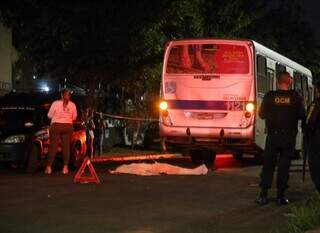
276, 190, 290, 206
255, 189, 269, 205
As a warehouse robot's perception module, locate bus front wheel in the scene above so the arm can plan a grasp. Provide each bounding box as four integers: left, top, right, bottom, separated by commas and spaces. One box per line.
190, 150, 216, 169
190, 150, 202, 164
203, 150, 216, 170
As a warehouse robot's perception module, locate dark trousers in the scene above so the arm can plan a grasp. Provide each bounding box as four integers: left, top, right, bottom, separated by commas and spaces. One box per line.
86, 131, 94, 157
260, 132, 296, 193
308, 131, 320, 193
94, 133, 104, 156
47, 123, 73, 166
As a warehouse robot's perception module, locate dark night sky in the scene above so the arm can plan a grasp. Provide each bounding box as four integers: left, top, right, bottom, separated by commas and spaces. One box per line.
302, 0, 320, 44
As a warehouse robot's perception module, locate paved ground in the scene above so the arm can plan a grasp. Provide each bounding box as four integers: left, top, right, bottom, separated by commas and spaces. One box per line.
0, 154, 316, 233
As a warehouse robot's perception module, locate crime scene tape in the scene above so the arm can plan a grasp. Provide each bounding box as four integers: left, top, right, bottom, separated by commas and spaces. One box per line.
96, 112, 159, 122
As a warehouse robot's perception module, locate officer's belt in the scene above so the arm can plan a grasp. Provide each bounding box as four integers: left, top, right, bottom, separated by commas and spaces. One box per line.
267, 129, 297, 134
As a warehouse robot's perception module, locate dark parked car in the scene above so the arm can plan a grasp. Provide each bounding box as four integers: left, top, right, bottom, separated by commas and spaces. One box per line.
0, 91, 87, 172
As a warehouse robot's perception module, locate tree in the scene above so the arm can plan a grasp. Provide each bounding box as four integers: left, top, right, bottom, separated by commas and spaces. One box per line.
1, 0, 319, 112
245, 0, 320, 77
201, 0, 256, 38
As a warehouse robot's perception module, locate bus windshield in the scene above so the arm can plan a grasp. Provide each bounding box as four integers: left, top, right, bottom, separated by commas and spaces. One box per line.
166, 43, 249, 74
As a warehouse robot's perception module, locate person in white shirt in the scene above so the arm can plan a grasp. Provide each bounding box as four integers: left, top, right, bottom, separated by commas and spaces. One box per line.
45, 88, 77, 174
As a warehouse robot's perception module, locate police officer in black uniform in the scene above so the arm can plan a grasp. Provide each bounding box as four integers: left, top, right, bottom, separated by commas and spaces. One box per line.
256, 71, 305, 205
305, 79, 320, 193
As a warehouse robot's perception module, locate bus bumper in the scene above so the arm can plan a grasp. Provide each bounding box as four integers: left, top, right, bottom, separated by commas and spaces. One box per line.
160, 124, 255, 150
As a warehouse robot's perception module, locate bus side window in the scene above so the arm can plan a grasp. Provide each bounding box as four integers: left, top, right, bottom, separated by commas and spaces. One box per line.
293, 72, 303, 97
301, 75, 312, 105
257, 55, 267, 93
309, 86, 314, 105
267, 68, 275, 90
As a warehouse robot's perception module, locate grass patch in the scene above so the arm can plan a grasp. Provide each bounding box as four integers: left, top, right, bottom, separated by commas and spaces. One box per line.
287, 193, 320, 233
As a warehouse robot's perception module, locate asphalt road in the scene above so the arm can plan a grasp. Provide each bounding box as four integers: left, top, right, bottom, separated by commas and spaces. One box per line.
0, 154, 316, 233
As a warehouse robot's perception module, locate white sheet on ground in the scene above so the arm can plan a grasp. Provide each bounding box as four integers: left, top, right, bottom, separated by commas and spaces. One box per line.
109, 162, 208, 176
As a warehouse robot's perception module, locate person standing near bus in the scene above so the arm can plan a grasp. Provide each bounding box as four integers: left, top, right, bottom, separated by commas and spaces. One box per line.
93, 112, 106, 156
45, 88, 77, 175
305, 79, 320, 193
84, 108, 95, 158
256, 71, 305, 205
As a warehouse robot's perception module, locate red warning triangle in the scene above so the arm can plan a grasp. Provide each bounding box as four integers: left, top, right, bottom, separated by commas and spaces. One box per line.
74, 157, 100, 184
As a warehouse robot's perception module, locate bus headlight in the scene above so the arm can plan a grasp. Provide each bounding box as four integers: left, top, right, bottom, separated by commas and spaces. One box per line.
245, 102, 255, 113
160, 101, 168, 111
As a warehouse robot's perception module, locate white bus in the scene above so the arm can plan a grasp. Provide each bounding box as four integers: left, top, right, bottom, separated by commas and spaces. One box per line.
159, 39, 313, 162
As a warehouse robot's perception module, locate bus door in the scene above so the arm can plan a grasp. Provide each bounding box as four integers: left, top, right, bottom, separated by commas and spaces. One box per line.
255, 56, 276, 149
294, 72, 312, 150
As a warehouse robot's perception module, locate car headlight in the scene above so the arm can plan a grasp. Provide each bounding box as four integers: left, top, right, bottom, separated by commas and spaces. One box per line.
24, 122, 34, 127
4, 135, 26, 143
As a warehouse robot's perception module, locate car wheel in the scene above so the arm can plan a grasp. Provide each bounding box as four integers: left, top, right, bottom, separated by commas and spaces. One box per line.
190, 150, 203, 165
70, 143, 82, 169
26, 145, 41, 173
202, 150, 216, 170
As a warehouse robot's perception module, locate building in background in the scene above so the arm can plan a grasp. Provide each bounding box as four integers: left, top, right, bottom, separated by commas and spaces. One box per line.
0, 24, 13, 95
0, 23, 17, 95
0, 23, 12, 95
